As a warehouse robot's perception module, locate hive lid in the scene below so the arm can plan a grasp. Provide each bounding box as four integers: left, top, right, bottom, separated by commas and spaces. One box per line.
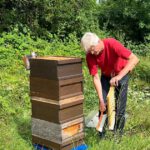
32, 56, 82, 65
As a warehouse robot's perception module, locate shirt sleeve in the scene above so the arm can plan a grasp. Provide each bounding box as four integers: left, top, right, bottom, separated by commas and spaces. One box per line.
110, 38, 132, 59
86, 53, 98, 76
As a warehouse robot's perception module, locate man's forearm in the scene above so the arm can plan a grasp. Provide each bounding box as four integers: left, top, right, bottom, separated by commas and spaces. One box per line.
118, 53, 139, 79
93, 73, 103, 102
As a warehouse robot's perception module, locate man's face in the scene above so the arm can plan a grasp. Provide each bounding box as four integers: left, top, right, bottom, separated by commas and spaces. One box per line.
89, 41, 104, 55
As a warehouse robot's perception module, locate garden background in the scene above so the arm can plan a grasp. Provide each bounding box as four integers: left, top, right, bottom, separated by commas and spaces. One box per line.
0, 0, 150, 149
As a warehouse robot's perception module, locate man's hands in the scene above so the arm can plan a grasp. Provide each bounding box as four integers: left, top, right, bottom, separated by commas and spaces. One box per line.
110, 75, 122, 86
99, 100, 106, 112
110, 53, 139, 87
100, 74, 122, 112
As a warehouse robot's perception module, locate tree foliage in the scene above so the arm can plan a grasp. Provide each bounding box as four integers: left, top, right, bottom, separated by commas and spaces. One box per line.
0, 0, 150, 42
98, 0, 150, 42
0, 0, 99, 38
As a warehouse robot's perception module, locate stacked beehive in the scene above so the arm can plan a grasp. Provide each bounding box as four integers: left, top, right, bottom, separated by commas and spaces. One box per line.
30, 56, 84, 150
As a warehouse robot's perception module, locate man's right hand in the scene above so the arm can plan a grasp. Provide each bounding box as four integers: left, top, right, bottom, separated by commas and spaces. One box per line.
99, 101, 106, 112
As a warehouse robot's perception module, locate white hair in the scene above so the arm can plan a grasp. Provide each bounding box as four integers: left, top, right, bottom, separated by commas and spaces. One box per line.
81, 32, 100, 52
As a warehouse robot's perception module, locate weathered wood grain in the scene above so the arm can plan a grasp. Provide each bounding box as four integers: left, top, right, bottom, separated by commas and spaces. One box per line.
32, 118, 83, 144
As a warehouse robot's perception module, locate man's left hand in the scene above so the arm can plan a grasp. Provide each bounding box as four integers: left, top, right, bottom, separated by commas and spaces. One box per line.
110, 75, 121, 86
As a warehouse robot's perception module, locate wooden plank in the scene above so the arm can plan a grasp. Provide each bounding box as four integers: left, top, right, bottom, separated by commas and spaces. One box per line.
30, 77, 83, 100
32, 118, 83, 144
35, 56, 76, 61
30, 59, 57, 79
30, 77, 59, 100
31, 100, 83, 123
57, 63, 82, 80
32, 56, 81, 65
59, 76, 83, 86
30, 57, 82, 80
31, 95, 84, 109
32, 118, 62, 144
59, 82, 83, 100
59, 104, 83, 124
61, 118, 83, 128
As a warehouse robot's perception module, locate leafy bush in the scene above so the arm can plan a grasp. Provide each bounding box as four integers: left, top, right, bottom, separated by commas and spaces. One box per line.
98, 0, 150, 42
126, 41, 150, 56
133, 57, 150, 83
0, 0, 99, 38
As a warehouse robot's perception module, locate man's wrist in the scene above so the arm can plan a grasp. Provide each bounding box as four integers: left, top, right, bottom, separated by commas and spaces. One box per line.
99, 99, 104, 103
117, 74, 122, 80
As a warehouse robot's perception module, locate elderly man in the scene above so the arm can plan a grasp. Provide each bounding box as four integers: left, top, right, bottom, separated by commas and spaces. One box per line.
81, 32, 139, 137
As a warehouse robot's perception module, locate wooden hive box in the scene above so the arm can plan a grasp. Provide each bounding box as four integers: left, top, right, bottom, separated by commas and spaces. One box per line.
32, 118, 84, 150
30, 56, 83, 100
31, 95, 84, 123
30, 56, 84, 123
30, 56, 85, 149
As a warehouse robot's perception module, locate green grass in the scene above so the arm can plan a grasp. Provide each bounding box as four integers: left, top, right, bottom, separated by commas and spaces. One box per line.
0, 111, 32, 150
0, 32, 150, 150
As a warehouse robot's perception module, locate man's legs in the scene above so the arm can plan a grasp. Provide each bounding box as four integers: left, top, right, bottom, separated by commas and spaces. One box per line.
99, 75, 110, 137
115, 74, 129, 134
100, 74, 129, 135
101, 75, 110, 104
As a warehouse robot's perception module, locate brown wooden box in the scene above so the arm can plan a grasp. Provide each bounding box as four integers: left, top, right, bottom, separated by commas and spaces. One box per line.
32, 117, 84, 150
30, 56, 82, 80
30, 76, 83, 100
31, 95, 84, 123
30, 56, 85, 149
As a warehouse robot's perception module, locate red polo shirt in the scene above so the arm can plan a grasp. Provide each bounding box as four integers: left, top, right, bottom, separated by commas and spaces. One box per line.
86, 38, 132, 77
